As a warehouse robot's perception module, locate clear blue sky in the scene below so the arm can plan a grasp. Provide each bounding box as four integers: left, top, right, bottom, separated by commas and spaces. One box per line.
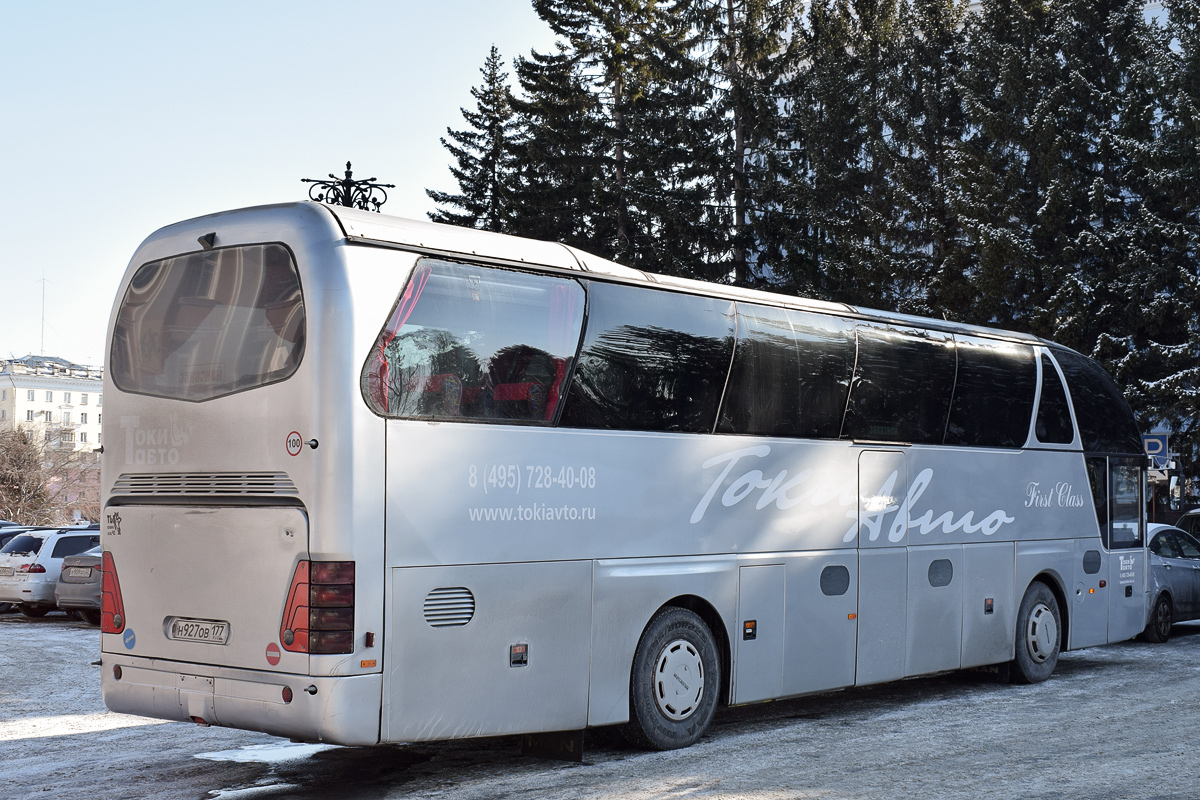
0, 0, 554, 366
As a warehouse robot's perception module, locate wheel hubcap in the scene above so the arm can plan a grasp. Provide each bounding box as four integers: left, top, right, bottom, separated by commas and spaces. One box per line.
1156, 601, 1171, 635
654, 639, 704, 721
1025, 602, 1057, 663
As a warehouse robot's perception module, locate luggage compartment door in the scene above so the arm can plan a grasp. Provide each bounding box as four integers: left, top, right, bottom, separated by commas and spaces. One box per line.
385, 561, 591, 742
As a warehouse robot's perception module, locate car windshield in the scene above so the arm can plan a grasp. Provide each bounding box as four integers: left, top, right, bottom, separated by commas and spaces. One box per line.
0, 534, 44, 556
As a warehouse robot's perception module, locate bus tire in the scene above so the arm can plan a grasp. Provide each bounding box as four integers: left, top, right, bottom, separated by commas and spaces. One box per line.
1141, 595, 1172, 643
1011, 581, 1061, 684
624, 607, 720, 750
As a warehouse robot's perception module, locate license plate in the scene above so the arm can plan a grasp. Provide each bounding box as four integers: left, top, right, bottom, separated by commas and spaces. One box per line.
68, 567, 92, 578
0, 567, 12, 577
166, 617, 230, 645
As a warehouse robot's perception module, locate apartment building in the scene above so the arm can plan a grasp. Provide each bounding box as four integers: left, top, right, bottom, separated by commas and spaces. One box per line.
0, 355, 103, 451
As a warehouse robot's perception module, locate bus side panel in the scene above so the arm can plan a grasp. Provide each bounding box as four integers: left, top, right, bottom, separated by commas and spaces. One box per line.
733, 563, 785, 704
1071, 538, 1109, 649
959, 542, 1016, 668
384, 561, 591, 742
1014, 540, 1073, 643
588, 557, 738, 728
905, 544, 964, 677
781, 550, 858, 697
855, 548, 908, 686
1108, 549, 1146, 643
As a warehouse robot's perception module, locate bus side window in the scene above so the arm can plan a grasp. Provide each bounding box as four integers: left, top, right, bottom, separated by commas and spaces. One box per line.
1086, 456, 1109, 540
559, 282, 735, 433
717, 304, 854, 439
1035, 355, 1075, 444
944, 337, 1036, 448
1054, 349, 1142, 455
361, 260, 585, 424
842, 325, 955, 444
1109, 457, 1144, 548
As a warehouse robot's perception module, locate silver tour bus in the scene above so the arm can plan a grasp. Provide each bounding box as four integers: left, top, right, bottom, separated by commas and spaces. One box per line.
101, 202, 1147, 750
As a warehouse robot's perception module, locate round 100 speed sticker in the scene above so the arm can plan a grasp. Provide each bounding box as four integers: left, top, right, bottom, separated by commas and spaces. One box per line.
286, 431, 303, 457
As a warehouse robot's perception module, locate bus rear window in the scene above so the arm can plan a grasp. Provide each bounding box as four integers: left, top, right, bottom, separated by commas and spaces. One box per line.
110, 244, 305, 402
362, 260, 585, 424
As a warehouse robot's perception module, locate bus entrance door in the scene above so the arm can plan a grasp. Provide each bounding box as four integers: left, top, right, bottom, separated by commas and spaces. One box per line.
855, 450, 909, 686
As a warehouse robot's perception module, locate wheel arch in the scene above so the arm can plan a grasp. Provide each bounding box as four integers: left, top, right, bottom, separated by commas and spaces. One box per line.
1027, 571, 1070, 650
660, 594, 732, 707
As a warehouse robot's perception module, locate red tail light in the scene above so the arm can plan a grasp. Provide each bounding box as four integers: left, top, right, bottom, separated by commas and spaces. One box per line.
18, 563, 46, 574
101, 551, 126, 634
280, 560, 355, 655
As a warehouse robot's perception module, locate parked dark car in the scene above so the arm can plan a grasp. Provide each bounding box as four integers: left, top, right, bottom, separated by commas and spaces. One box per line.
55, 545, 103, 625
1143, 523, 1200, 642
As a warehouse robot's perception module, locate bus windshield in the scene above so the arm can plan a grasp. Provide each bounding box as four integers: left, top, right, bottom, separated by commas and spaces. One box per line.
110, 243, 306, 402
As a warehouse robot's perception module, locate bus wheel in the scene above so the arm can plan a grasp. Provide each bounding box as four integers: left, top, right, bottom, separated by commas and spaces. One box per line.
1142, 595, 1172, 643
624, 607, 720, 750
1011, 582, 1061, 684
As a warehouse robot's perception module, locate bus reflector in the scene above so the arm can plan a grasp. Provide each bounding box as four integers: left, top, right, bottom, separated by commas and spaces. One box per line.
101, 552, 126, 634
280, 560, 355, 655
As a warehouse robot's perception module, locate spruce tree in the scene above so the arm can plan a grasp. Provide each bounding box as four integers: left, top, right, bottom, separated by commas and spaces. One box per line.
951, 0, 1059, 333
507, 46, 608, 251
513, 0, 720, 277
773, 0, 907, 310
705, 0, 801, 287
426, 46, 518, 232
888, 0, 969, 319
1103, 0, 1200, 472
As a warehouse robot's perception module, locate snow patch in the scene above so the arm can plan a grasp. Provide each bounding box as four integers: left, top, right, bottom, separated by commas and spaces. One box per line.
0, 712, 174, 741
196, 742, 339, 764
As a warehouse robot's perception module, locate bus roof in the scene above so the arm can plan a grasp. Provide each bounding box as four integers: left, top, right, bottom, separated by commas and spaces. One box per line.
324, 203, 1046, 348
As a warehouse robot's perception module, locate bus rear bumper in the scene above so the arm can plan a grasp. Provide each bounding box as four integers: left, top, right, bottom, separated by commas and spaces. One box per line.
100, 654, 382, 746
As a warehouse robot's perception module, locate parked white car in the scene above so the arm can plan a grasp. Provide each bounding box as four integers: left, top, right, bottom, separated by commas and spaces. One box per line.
0, 526, 100, 617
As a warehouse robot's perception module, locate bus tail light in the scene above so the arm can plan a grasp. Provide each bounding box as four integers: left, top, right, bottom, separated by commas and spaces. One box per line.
280, 560, 355, 655
101, 552, 126, 634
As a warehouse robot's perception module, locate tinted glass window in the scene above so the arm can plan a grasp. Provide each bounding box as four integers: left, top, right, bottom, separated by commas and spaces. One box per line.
1179, 532, 1200, 559
1035, 356, 1074, 444
1109, 457, 1143, 548
560, 282, 735, 433
0, 535, 43, 556
51, 536, 100, 559
718, 305, 855, 439
1054, 350, 1142, 454
1149, 532, 1176, 557
111, 244, 305, 402
362, 260, 585, 424
1086, 456, 1109, 534
842, 325, 955, 443
945, 337, 1036, 448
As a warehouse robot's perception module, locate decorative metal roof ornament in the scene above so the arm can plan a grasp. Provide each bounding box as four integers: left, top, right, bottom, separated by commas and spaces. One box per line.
302, 161, 395, 212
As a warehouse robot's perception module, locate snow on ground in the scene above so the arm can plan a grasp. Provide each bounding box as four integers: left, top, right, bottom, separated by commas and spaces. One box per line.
3, 610, 1199, 800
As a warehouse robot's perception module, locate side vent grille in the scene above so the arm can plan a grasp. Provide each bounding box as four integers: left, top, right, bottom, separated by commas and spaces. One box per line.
423, 587, 475, 628
112, 472, 299, 497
